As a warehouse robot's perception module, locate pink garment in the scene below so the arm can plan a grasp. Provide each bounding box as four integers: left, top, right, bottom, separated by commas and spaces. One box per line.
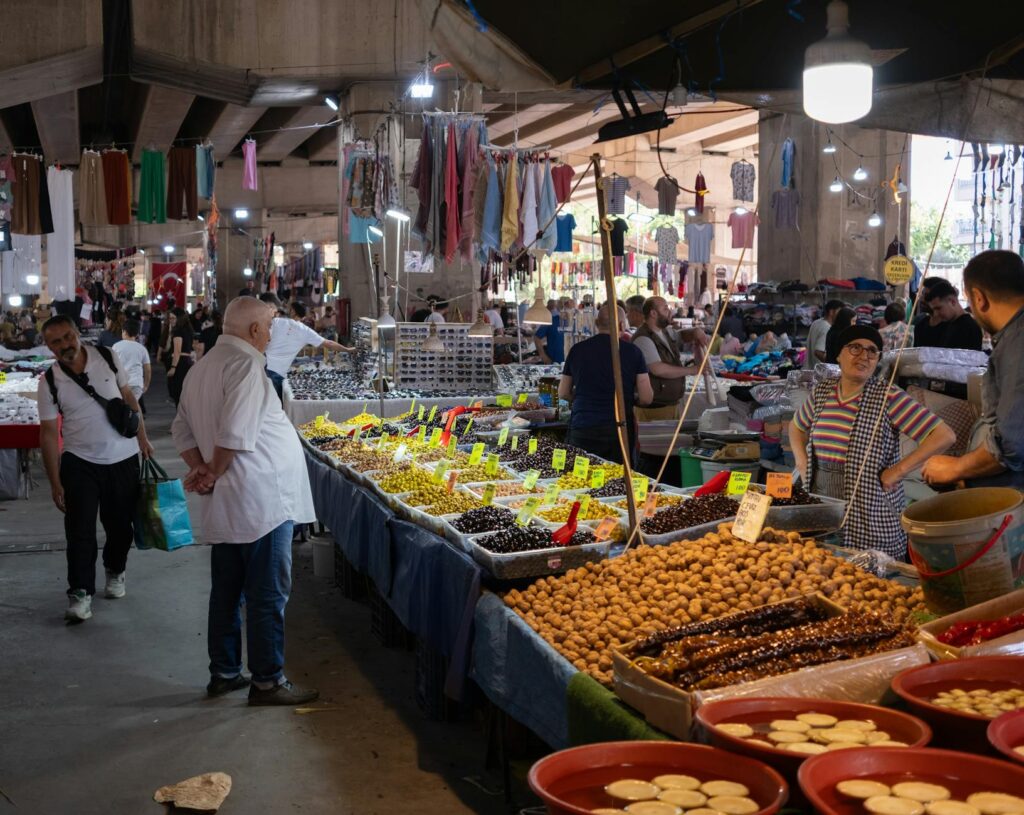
459, 125, 480, 261
242, 139, 258, 191
727, 210, 760, 248
444, 123, 460, 262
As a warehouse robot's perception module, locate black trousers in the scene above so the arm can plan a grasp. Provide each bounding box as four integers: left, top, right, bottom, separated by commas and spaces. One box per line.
60, 452, 140, 596
166, 359, 191, 406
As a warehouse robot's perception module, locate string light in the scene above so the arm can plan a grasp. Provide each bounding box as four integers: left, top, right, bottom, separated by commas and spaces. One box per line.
25, 274, 40, 285
829, 176, 844, 193
8, 294, 22, 307
822, 134, 837, 154
242, 266, 253, 277
162, 244, 175, 254
303, 241, 314, 250
324, 95, 339, 111
867, 210, 882, 227
734, 206, 748, 215
853, 165, 868, 181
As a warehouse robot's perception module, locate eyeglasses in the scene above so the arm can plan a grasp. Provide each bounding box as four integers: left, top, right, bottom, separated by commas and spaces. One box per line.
844, 343, 881, 360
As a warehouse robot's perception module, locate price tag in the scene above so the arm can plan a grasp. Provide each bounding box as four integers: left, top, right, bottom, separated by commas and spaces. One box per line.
523, 469, 541, 489
633, 475, 649, 502
516, 392, 528, 405
528, 438, 538, 455
446, 470, 459, 493
469, 443, 485, 466
417, 405, 425, 421
481, 483, 496, 506
314, 414, 326, 429
643, 492, 659, 519
511, 434, 519, 451
593, 517, 617, 541
590, 468, 606, 489
732, 491, 773, 543
572, 456, 590, 481
428, 428, 443, 448
766, 472, 793, 499
427, 405, 438, 423
446, 436, 458, 457
432, 460, 449, 484
516, 496, 542, 527
551, 449, 567, 471
496, 394, 512, 407
465, 418, 474, 434
577, 494, 591, 515
543, 483, 559, 504
727, 471, 752, 496
485, 453, 499, 477
409, 398, 416, 414
377, 433, 388, 449
416, 426, 427, 443
393, 442, 408, 461
498, 427, 509, 447
472, 400, 483, 408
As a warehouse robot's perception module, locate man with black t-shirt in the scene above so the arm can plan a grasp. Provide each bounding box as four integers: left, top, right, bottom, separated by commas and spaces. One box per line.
920, 280, 983, 350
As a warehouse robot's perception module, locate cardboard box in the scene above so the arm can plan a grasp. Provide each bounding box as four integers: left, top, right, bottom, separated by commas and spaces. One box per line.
917, 588, 1024, 660
612, 594, 930, 740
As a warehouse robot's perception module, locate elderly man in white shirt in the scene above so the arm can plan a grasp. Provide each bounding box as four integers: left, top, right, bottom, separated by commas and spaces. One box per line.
172, 296, 319, 705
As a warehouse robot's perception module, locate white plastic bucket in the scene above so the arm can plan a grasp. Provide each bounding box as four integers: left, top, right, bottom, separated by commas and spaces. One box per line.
312, 539, 335, 579
698, 459, 760, 483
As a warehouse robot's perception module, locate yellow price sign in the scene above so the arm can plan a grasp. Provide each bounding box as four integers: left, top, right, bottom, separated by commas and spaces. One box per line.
727, 471, 752, 496
590, 468, 606, 489
427, 405, 438, 423
469, 443, 485, 466
528, 438, 538, 455
633, 475, 650, 502
496, 394, 512, 408
577, 494, 591, 515
516, 496, 542, 527
416, 426, 427, 443
551, 449, 567, 471
498, 427, 509, 447
0, 371, 7, 384
481, 483, 496, 506
884, 254, 914, 286
417, 405, 425, 421
766, 472, 793, 499
733, 491, 773, 543
432, 460, 449, 484
511, 434, 519, 451
523, 469, 541, 489
516, 393, 528, 405
314, 414, 326, 429
428, 428, 443, 448
544, 483, 559, 504
485, 453, 499, 477
464, 418, 473, 434
351, 426, 362, 441
572, 456, 590, 480
446, 436, 458, 457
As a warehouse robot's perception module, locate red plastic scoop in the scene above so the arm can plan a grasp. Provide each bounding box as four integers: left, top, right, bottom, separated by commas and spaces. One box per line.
552, 501, 582, 546
695, 470, 731, 496
440, 405, 468, 446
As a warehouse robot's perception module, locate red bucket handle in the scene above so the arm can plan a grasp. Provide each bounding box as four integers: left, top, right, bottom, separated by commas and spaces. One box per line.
909, 513, 1013, 579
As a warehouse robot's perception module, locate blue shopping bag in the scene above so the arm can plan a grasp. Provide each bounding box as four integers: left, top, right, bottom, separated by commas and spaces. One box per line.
134, 458, 195, 551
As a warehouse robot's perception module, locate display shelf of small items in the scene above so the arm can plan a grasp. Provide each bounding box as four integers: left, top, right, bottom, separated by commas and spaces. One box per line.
394, 323, 493, 392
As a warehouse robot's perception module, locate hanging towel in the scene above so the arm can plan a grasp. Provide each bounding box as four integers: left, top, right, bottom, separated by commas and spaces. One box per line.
45, 167, 75, 301
538, 159, 558, 253
520, 160, 539, 251
242, 139, 257, 191
481, 155, 502, 254
412, 126, 432, 239
444, 122, 460, 262
501, 154, 520, 252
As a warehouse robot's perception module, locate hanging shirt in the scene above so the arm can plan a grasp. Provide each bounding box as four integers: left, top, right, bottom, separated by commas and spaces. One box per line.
730, 161, 756, 202
501, 154, 520, 251
605, 176, 630, 215
771, 188, 800, 229
609, 218, 629, 257
555, 213, 576, 252
655, 225, 680, 266
551, 164, 575, 203
684, 222, 714, 264
694, 172, 708, 214
349, 212, 382, 244
727, 210, 759, 249
520, 160, 539, 251
537, 160, 558, 253
654, 176, 678, 215
780, 138, 795, 187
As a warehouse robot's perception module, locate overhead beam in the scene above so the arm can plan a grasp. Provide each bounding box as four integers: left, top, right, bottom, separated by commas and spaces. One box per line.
702, 124, 759, 153
31, 91, 81, 165
485, 103, 573, 142
0, 113, 13, 153
651, 108, 758, 148
132, 85, 195, 162
0, 47, 103, 110
205, 103, 267, 157
257, 106, 334, 162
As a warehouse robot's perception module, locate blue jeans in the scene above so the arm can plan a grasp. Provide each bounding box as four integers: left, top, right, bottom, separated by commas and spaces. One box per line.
208, 521, 293, 684
266, 368, 284, 400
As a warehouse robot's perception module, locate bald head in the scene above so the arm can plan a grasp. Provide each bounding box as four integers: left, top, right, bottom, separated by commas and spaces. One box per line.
224, 296, 275, 352
596, 303, 628, 333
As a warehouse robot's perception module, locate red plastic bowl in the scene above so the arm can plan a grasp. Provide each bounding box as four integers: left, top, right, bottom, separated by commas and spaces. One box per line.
696, 697, 932, 782
798, 746, 1024, 815
891, 655, 1024, 751
528, 741, 788, 815
989, 709, 1024, 765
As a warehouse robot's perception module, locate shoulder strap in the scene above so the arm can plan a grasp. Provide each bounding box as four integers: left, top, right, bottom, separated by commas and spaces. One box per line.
45, 366, 60, 413
94, 344, 118, 374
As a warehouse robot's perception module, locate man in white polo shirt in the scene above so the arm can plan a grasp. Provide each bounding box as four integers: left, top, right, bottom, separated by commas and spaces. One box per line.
38, 315, 153, 623
113, 318, 152, 414
262, 300, 351, 399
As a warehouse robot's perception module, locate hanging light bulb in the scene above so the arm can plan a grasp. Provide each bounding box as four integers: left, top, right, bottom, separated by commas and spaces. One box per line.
468, 310, 493, 337
685, 207, 697, 217
242, 266, 253, 277
522, 287, 553, 325
853, 165, 868, 181
822, 134, 838, 154
25, 274, 40, 286
803, 0, 873, 124
368, 225, 384, 239
989, 144, 1005, 156
829, 176, 844, 193
302, 241, 314, 250
734, 206, 748, 215
8, 294, 23, 307
377, 295, 396, 330
867, 210, 882, 227
421, 321, 446, 353
897, 178, 908, 194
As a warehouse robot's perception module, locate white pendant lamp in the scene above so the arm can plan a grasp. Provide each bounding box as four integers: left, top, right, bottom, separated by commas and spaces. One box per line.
522, 287, 552, 325
422, 321, 446, 353
468, 310, 493, 337
803, 0, 873, 124
377, 295, 396, 329
829, 176, 844, 193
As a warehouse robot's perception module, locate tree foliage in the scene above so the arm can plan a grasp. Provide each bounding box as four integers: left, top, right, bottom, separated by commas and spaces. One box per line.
910, 207, 970, 264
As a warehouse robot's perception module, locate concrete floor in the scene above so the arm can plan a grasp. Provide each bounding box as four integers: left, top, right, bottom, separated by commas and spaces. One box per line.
0, 372, 514, 814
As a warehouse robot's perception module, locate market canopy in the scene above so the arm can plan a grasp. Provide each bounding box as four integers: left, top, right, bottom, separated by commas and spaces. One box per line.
420, 0, 1024, 142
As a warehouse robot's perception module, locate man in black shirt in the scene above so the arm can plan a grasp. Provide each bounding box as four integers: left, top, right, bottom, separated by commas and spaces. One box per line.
922, 279, 983, 350
912, 276, 946, 348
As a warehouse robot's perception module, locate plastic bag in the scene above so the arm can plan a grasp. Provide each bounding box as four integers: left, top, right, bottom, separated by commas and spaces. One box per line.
134, 458, 194, 551
844, 548, 900, 578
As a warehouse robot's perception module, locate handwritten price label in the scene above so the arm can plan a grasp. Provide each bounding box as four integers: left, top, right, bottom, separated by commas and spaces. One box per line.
590, 468, 606, 489
427, 405, 438, 423
417, 405, 425, 421
766, 472, 793, 499
643, 492, 659, 519
446, 436, 458, 457
314, 415, 326, 429
485, 453, 499, 477
464, 418, 473, 434
469, 443, 485, 466
481, 483, 496, 506
577, 494, 592, 515
727, 471, 752, 496
416, 426, 427, 443
446, 470, 459, 493
733, 491, 773, 543
393, 442, 408, 461
633, 475, 649, 502
544, 484, 559, 504
572, 456, 590, 480
523, 469, 541, 489
528, 438, 538, 454
428, 428, 443, 448
593, 517, 617, 541
551, 449, 567, 471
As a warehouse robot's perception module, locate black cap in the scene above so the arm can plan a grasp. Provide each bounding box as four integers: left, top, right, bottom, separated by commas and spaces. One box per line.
836, 324, 883, 352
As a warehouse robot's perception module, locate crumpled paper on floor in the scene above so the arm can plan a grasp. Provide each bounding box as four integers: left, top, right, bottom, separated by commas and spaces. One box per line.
154, 772, 231, 812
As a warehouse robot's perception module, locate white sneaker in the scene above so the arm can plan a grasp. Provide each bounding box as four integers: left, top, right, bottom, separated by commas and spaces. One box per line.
65, 590, 92, 622
104, 571, 126, 599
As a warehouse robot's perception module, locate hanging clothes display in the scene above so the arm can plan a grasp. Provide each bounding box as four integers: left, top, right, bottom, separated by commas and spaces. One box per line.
196, 143, 215, 199
555, 213, 576, 252
605, 175, 630, 215
242, 139, 258, 191
138, 149, 167, 224
685, 221, 714, 263
500, 153, 520, 252
609, 217, 629, 257
10, 154, 52, 236
101, 149, 131, 225
771, 187, 800, 229
520, 158, 539, 251
730, 160, 756, 202
0, 233, 42, 295
537, 159, 558, 253
655, 176, 678, 215
167, 146, 198, 220
655, 225, 680, 265
727, 210, 759, 249
78, 150, 108, 226
780, 138, 795, 187
551, 163, 574, 203
46, 166, 75, 301
694, 171, 708, 214
444, 122, 461, 261
458, 122, 481, 261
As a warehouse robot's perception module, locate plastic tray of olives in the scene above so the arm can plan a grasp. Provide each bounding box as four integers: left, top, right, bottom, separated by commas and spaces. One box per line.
675, 484, 846, 533
466, 529, 611, 580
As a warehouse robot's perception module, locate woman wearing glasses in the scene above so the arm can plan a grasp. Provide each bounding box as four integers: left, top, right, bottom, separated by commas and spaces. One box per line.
790, 325, 955, 559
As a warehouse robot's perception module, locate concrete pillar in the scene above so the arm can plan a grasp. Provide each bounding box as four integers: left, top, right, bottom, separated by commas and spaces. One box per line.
757, 112, 911, 284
